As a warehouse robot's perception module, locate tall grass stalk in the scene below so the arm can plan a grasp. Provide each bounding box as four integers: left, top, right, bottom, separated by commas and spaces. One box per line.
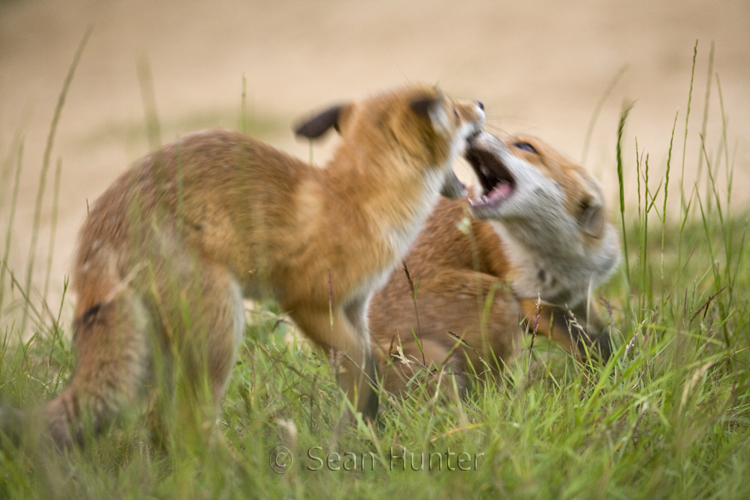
0, 142, 24, 314
679, 40, 698, 211
137, 56, 162, 150
615, 102, 633, 292
677, 41, 698, 277
715, 75, 733, 216
661, 111, 678, 304
697, 41, 715, 214
41, 158, 62, 312
241, 74, 248, 134
580, 65, 628, 167
0, 129, 26, 212
19, 29, 91, 335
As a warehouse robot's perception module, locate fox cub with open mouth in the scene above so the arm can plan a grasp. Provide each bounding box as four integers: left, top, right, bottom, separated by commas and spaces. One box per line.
1, 85, 485, 447
369, 131, 620, 395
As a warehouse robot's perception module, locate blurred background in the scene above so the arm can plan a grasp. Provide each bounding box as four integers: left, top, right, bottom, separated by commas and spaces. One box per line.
1, 0, 748, 324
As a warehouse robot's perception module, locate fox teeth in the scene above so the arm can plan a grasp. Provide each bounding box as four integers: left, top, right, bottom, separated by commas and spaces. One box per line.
469, 195, 494, 206
480, 165, 490, 177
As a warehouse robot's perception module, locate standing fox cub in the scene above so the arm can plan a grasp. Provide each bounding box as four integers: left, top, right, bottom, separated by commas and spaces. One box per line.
369, 132, 620, 395
2, 85, 485, 446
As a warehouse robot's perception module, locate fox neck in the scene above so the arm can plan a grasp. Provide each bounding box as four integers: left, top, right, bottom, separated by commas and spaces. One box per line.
491, 217, 601, 308
324, 151, 448, 259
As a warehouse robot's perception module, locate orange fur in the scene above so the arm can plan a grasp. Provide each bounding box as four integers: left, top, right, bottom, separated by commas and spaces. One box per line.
4, 85, 485, 446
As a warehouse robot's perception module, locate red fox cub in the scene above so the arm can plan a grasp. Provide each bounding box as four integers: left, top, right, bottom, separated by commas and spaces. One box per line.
2, 85, 485, 446
369, 131, 620, 395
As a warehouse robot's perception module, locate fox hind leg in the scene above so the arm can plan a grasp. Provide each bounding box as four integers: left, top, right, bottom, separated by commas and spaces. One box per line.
146, 260, 245, 446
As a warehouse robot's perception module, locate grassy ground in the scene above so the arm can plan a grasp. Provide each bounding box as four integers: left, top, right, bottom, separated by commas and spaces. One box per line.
1, 52, 748, 499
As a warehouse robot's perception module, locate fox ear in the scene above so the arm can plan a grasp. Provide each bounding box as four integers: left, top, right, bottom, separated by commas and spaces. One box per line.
294, 104, 347, 139
580, 204, 605, 238
409, 97, 438, 119
410, 96, 450, 135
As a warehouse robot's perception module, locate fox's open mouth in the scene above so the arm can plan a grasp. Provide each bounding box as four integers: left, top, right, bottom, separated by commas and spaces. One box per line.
464, 137, 516, 209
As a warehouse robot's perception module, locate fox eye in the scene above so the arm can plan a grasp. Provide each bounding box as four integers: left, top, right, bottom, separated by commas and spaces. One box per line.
513, 142, 538, 154
453, 107, 459, 119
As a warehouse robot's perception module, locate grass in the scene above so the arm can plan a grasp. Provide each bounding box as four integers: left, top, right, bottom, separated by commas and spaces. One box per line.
1, 44, 749, 499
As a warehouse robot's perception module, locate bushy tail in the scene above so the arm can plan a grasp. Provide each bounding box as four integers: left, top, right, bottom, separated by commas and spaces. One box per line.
1, 288, 151, 448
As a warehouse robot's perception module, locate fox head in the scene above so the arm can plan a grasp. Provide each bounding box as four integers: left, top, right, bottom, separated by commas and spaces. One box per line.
294, 85, 485, 200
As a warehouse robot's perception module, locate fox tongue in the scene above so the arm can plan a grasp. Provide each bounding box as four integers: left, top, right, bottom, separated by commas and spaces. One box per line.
488, 181, 512, 202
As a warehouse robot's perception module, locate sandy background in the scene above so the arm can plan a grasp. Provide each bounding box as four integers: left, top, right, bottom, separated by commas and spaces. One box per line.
1, 0, 748, 330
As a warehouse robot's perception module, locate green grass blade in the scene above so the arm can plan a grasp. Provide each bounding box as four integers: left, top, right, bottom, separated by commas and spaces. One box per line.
20, 28, 91, 335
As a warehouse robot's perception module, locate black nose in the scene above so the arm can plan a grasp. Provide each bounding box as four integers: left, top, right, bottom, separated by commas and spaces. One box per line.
477, 101, 484, 111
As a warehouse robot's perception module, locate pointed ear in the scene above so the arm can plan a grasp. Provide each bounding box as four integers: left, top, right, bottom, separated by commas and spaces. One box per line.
409, 96, 438, 120
580, 204, 605, 238
410, 95, 450, 136
294, 104, 346, 139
